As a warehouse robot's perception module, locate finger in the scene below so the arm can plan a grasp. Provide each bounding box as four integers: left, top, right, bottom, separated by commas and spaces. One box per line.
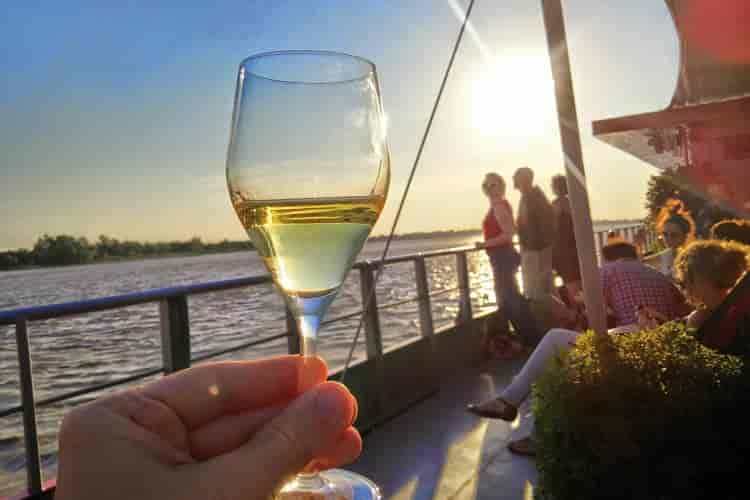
310, 426, 363, 470
188, 404, 285, 460
189, 386, 357, 461
105, 389, 191, 453
116, 413, 196, 466
61, 401, 194, 468
188, 382, 357, 500
142, 355, 327, 429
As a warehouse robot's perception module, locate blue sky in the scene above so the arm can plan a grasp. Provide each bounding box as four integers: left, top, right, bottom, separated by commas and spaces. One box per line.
0, 1, 679, 250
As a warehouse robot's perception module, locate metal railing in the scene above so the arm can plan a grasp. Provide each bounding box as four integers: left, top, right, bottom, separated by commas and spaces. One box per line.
0, 244, 492, 496
0, 223, 649, 496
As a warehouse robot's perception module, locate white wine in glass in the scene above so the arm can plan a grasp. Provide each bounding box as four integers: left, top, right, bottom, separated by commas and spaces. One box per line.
226, 50, 390, 500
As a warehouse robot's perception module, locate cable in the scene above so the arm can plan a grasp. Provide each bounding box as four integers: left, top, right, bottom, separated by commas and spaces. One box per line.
339, 0, 477, 383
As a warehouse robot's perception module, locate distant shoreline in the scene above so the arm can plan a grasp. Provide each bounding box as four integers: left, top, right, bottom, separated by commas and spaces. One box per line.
1, 220, 644, 272
369, 219, 644, 241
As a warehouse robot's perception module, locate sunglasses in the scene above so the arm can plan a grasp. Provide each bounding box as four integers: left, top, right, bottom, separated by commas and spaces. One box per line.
661, 231, 683, 238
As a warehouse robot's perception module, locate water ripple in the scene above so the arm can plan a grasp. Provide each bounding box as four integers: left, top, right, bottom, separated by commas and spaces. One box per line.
0, 234, 500, 495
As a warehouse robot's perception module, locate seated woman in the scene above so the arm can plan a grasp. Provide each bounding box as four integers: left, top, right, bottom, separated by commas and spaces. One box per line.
675, 239, 750, 356
642, 199, 695, 280
466, 239, 746, 455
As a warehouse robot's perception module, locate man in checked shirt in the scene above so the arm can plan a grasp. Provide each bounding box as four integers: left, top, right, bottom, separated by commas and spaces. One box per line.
600, 239, 691, 329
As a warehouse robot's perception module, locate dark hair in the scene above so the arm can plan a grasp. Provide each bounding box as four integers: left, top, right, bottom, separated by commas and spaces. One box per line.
602, 240, 639, 262
655, 199, 695, 239
514, 166, 534, 182
710, 219, 750, 246
674, 240, 749, 292
551, 174, 568, 196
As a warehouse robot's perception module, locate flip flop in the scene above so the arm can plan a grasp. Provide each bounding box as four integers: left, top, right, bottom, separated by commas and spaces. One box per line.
465, 397, 518, 421
508, 437, 536, 457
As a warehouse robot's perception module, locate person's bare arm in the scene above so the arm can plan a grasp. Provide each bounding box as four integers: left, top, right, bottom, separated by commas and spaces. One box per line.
483, 204, 514, 247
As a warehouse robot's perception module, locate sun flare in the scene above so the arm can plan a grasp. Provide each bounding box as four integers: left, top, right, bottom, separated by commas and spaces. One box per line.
468, 49, 556, 140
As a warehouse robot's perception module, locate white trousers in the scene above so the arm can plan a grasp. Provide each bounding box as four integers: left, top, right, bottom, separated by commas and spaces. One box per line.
501, 328, 579, 406
520, 246, 554, 300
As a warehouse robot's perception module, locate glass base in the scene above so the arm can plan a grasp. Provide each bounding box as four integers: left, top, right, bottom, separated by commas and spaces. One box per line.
275, 469, 381, 500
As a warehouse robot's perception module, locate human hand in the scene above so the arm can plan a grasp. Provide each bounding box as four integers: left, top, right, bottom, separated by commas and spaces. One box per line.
55, 356, 361, 500
636, 306, 668, 330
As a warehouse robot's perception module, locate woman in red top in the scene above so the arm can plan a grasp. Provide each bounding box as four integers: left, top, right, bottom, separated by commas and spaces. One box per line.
477, 173, 542, 349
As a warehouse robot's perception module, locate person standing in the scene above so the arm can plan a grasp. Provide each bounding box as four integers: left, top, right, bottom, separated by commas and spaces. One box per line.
513, 167, 556, 301
550, 174, 582, 298
476, 173, 543, 349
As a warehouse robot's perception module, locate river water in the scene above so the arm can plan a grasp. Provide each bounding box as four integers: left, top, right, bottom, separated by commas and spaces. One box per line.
0, 233, 502, 495
0, 221, 637, 495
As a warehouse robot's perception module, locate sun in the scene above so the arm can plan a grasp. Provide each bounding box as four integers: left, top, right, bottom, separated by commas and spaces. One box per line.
468, 49, 557, 141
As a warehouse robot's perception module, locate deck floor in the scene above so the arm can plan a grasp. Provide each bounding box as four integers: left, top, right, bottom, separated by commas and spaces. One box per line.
347, 357, 538, 500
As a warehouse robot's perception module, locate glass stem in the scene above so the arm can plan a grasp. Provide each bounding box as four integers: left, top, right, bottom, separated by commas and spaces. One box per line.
297, 314, 320, 357
290, 315, 327, 496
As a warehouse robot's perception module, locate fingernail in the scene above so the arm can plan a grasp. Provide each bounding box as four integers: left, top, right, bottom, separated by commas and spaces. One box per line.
314, 383, 349, 428
296, 356, 327, 393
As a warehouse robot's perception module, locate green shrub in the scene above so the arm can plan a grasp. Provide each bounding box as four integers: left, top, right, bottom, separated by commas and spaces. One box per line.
533, 323, 750, 500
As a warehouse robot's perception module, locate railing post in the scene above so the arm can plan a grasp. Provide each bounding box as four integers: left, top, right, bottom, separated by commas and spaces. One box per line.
596, 231, 605, 264
414, 257, 434, 338
647, 226, 656, 252
285, 306, 301, 354
456, 251, 473, 323
359, 261, 388, 417
359, 262, 384, 359
159, 295, 191, 373
15, 318, 42, 495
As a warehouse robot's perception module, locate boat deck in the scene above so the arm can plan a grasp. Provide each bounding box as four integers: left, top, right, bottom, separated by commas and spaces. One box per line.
349, 356, 538, 500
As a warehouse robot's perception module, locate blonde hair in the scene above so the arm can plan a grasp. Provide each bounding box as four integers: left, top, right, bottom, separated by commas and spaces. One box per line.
482, 173, 506, 196
674, 240, 750, 291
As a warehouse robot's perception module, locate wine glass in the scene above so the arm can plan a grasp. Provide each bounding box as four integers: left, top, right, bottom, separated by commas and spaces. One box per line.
225, 50, 389, 500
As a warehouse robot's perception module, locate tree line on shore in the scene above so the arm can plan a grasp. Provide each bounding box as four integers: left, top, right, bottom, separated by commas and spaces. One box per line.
2, 173, 733, 271
0, 235, 254, 270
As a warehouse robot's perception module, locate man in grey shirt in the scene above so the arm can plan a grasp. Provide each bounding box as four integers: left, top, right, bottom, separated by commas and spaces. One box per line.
513, 167, 556, 300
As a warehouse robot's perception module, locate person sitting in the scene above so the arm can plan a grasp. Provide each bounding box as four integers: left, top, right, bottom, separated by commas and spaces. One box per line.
54, 356, 361, 500
601, 239, 690, 329
643, 199, 696, 279
465, 240, 690, 455
466, 240, 749, 457
675, 239, 750, 356
710, 218, 750, 246
545, 239, 691, 332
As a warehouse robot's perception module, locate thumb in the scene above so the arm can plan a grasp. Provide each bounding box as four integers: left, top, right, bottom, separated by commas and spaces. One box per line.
192, 381, 357, 500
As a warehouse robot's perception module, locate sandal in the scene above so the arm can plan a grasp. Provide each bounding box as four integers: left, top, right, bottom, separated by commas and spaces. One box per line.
508, 437, 536, 457
466, 397, 518, 421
